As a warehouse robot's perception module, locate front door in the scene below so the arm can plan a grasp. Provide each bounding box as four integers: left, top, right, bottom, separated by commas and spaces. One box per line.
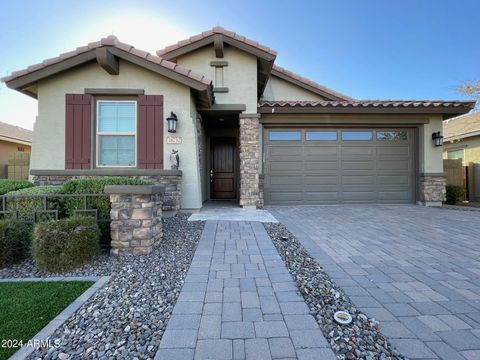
210, 137, 236, 199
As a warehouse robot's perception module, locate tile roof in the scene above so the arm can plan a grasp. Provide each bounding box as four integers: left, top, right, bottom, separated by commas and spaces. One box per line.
271, 65, 352, 101
156, 26, 277, 57
1, 35, 212, 87
0, 121, 33, 143
443, 111, 480, 140
259, 100, 476, 110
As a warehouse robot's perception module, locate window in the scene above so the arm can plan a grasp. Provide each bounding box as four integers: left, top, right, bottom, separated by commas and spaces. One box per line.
377, 130, 407, 140
17, 147, 25, 152
447, 149, 464, 161
306, 131, 337, 141
269, 131, 301, 141
97, 101, 136, 167
341, 131, 372, 141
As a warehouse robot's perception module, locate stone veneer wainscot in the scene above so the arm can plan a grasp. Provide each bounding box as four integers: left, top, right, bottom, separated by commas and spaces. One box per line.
239, 115, 261, 208
418, 174, 447, 206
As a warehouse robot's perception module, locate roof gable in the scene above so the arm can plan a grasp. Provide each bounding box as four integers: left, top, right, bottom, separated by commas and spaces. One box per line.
2, 36, 214, 107
157, 27, 277, 99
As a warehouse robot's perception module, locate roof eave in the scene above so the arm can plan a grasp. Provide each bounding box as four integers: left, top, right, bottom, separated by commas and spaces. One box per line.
258, 105, 473, 118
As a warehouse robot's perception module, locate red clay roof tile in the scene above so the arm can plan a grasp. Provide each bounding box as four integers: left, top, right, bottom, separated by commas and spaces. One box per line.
259, 100, 475, 109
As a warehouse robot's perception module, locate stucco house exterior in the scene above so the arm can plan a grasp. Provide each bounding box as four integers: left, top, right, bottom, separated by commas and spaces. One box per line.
0, 121, 32, 179
443, 112, 480, 164
1, 27, 475, 209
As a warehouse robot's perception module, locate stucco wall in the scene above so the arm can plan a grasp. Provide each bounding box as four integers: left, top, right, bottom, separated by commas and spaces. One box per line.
419, 115, 444, 173
443, 135, 480, 164
33, 60, 202, 209
262, 76, 326, 101
0, 140, 31, 178
176, 45, 258, 113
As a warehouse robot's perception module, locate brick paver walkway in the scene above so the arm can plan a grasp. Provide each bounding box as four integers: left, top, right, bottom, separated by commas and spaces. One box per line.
155, 220, 335, 360
270, 205, 480, 360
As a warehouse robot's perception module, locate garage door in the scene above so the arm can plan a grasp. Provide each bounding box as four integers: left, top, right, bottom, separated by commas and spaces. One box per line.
264, 128, 415, 204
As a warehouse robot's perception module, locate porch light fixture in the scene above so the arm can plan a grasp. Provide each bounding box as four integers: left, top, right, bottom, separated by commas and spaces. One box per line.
166, 112, 178, 133
432, 131, 443, 147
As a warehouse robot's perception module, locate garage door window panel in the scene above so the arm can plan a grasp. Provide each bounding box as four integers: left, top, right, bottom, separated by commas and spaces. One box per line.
377, 130, 408, 141
269, 131, 301, 141
306, 131, 337, 141
342, 131, 373, 141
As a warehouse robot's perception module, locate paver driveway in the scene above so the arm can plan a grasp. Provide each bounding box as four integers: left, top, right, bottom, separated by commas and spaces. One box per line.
270, 205, 480, 360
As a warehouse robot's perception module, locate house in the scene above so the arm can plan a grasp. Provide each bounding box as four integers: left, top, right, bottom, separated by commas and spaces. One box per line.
443, 112, 480, 164
1, 27, 475, 209
0, 121, 32, 179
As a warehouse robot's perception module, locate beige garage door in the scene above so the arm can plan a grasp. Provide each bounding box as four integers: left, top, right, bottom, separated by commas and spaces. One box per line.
264, 128, 415, 204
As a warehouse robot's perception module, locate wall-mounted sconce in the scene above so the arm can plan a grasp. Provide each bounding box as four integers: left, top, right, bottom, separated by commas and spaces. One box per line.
432, 132, 443, 147
166, 112, 178, 133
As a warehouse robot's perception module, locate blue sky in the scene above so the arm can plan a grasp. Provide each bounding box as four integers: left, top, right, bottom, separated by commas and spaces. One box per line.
0, 0, 478, 129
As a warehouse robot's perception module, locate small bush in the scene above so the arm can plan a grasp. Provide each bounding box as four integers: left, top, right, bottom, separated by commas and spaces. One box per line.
5, 186, 64, 221
62, 177, 152, 194
0, 180, 33, 195
446, 185, 466, 204
0, 219, 32, 268
32, 217, 100, 272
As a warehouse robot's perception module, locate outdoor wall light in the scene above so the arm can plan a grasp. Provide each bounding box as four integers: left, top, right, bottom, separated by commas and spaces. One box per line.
166, 112, 178, 133
432, 131, 443, 147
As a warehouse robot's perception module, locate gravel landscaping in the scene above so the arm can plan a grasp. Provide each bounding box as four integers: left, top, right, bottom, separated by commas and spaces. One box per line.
2, 214, 205, 360
264, 222, 404, 360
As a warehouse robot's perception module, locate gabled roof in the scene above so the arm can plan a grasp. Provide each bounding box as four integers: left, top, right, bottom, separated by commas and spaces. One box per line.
443, 111, 480, 141
270, 65, 352, 101
157, 26, 277, 99
2, 35, 214, 107
0, 121, 32, 145
259, 100, 476, 119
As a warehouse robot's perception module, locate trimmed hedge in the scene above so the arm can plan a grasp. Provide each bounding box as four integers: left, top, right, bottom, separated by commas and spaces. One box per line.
446, 185, 466, 204
62, 177, 152, 194
0, 219, 32, 268
0, 180, 33, 195
32, 217, 100, 272
5, 186, 64, 222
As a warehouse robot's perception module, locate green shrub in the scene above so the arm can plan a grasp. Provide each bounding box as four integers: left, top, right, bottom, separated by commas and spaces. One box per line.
32, 217, 100, 272
5, 186, 64, 222
62, 177, 152, 194
0, 219, 32, 268
0, 180, 33, 195
446, 185, 466, 204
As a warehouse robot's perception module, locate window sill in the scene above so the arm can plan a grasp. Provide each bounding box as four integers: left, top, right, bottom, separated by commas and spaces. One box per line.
213, 87, 229, 93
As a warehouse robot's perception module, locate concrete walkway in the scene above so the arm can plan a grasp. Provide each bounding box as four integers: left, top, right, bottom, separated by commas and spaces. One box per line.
270, 205, 480, 360
155, 220, 335, 360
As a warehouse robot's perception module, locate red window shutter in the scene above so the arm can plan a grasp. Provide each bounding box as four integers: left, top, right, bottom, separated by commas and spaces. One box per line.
65, 94, 92, 169
137, 95, 164, 169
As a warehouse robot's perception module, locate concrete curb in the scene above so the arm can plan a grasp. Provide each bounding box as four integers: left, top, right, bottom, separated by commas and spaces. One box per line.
7, 276, 110, 360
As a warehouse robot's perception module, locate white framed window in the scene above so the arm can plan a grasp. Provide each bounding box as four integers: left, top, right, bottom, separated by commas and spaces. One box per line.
447, 149, 464, 162
96, 100, 137, 167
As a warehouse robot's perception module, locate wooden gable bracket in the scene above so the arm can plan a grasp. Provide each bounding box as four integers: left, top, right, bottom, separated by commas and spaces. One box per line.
214, 34, 224, 58
96, 47, 119, 75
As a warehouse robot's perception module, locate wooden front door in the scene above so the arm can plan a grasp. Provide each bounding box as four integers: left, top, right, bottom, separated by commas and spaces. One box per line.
210, 137, 236, 199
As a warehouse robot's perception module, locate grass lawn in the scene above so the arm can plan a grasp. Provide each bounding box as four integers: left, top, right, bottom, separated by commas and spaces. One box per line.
0, 281, 94, 360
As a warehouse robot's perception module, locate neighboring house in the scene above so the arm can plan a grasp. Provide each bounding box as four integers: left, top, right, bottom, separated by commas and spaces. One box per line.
443, 112, 480, 164
0, 121, 32, 179
1, 27, 475, 208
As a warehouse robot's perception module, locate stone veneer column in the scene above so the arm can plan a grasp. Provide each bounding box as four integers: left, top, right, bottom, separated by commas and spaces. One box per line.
104, 185, 164, 255
418, 174, 446, 206
239, 115, 261, 208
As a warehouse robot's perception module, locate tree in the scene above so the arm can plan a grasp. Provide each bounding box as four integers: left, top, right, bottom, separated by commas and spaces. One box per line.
457, 80, 480, 101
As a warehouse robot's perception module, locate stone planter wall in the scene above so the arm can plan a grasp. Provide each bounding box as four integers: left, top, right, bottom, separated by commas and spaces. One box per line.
105, 185, 164, 255
239, 116, 261, 208
31, 170, 181, 211
418, 174, 446, 206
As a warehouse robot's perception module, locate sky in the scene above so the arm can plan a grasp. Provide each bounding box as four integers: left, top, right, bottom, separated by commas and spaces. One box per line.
0, 0, 478, 130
